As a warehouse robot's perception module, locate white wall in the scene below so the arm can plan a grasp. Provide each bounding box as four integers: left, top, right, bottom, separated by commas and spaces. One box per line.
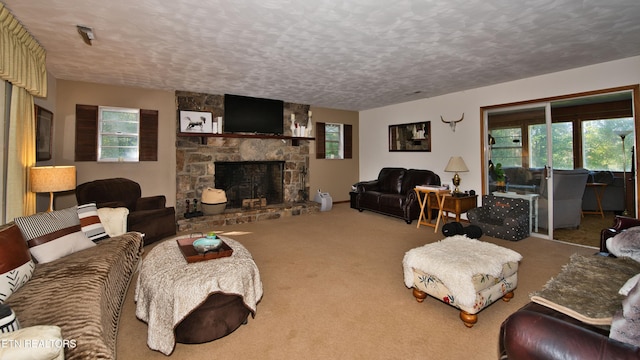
359, 56, 640, 196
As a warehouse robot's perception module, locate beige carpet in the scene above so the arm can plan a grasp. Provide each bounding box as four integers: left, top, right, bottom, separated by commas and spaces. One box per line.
117, 203, 596, 359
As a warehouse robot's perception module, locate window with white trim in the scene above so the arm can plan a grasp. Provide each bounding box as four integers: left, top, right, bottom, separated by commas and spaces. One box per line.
98, 106, 140, 162
325, 123, 344, 159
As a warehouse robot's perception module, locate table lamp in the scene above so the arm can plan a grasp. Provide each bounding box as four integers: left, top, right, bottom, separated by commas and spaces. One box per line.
444, 156, 469, 194
30, 166, 76, 212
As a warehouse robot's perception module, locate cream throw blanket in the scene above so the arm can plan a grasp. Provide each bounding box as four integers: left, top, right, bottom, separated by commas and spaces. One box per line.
135, 236, 263, 355
403, 235, 522, 307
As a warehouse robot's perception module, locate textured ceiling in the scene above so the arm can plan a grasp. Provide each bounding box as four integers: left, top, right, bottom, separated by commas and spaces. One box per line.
3, 0, 640, 111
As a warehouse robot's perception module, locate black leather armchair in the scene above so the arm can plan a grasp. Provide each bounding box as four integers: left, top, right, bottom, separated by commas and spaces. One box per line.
76, 178, 176, 245
354, 168, 441, 224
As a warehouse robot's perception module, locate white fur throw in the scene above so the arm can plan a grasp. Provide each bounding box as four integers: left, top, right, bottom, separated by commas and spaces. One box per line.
403, 235, 522, 307
135, 236, 263, 355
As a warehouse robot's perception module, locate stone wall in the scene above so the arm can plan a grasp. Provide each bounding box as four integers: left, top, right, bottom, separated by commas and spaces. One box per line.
175, 91, 311, 219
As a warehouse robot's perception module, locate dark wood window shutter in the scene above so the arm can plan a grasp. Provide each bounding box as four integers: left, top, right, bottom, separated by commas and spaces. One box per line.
75, 104, 98, 161
139, 109, 158, 161
315, 122, 326, 159
75, 105, 158, 162
344, 124, 353, 159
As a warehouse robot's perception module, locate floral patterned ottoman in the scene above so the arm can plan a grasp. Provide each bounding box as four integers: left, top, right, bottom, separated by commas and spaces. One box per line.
402, 235, 522, 327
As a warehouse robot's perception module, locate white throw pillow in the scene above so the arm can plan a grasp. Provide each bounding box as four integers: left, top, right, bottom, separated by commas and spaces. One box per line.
14, 207, 95, 263
97, 207, 129, 237
0, 325, 65, 360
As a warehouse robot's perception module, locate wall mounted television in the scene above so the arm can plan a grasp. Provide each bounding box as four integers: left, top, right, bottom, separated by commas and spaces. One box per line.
224, 94, 284, 135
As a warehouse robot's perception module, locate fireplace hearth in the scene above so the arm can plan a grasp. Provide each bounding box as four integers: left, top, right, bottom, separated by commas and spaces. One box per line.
215, 161, 284, 209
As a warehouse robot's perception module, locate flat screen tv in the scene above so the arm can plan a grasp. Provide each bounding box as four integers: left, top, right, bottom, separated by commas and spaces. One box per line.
224, 94, 284, 135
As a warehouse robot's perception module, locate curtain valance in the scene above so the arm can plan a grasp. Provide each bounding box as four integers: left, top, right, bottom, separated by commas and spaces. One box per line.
0, 4, 47, 97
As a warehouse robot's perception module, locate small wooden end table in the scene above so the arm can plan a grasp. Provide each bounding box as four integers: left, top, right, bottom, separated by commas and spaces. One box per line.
428, 194, 478, 223
582, 182, 607, 218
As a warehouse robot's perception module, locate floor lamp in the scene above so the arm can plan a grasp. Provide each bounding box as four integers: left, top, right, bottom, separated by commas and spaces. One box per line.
30, 166, 77, 212
614, 130, 632, 216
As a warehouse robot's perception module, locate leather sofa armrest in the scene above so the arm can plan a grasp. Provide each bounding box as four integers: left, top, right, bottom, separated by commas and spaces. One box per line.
356, 180, 380, 192
600, 216, 640, 253
136, 195, 167, 211
501, 310, 640, 360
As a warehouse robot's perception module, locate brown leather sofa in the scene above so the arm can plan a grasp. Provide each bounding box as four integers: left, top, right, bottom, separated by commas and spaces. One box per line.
76, 177, 176, 245
499, 215, 640, 359
354, 167, 441, 224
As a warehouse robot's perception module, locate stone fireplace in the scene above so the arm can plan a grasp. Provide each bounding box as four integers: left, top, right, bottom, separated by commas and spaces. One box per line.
214, 161, 285, 209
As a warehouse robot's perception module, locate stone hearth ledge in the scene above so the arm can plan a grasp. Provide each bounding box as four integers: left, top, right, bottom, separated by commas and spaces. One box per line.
177, 201, 320, 232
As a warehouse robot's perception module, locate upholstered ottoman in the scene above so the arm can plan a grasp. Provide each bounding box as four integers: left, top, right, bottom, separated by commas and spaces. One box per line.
403, 235, 522, 327
135, 235, 263, 355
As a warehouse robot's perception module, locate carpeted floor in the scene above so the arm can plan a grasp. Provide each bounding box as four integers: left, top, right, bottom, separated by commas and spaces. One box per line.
117, 203, 597, 359
553, 211, 617, 248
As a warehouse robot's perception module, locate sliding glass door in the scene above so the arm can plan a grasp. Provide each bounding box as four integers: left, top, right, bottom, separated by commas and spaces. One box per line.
485, 103, 552, 238
483, 87, 638, 242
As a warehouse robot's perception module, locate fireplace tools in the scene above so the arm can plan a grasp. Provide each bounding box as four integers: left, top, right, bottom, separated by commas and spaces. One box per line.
184, 198, 204, 218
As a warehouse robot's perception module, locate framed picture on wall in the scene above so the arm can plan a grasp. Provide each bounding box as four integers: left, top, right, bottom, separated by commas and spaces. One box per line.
35, 105, 53, 161
389, 121, 431, 152
178, 110, 214, 134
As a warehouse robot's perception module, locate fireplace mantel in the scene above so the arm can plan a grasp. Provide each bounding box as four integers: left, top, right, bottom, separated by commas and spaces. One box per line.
178, 133, 314, 146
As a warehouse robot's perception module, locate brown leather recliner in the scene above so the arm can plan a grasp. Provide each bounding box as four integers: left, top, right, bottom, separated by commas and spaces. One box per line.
76, 178, 176, 245
354, 168, 441, 224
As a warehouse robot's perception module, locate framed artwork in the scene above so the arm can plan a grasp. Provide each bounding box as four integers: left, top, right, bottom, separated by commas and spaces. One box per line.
389, 121, 431, 152
178, 110, 214, 134
35, 105, 53, 161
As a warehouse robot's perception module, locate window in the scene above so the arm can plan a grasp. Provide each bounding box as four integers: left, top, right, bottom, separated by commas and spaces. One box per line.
490, 128, 522, 167
325, 123, 343, 159
98, 106, 140, 162
529, 122, 574, 169
75, 104, 158, 162
583, 117, 635, 171
315, 122, 352, 159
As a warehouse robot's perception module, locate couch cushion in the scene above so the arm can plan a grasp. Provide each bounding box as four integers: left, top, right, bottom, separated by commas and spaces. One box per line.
377, 168, 405, 194
0, 224, 34, 304
401, 169, 440, 194
14, 207, 95, 264
77, 203, 109, 242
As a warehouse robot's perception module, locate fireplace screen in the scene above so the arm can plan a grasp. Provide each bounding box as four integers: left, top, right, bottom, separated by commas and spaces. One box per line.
214, 161, 285, 209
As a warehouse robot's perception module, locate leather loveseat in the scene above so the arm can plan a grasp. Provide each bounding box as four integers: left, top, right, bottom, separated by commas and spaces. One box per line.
353, 167, 441, 224
76, 178, 176, 245
499, 215, 640, 359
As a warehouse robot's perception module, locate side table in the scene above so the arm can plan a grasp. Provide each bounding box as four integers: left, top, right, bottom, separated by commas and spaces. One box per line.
414, 187, 450, 232
429, 194, 478, 222
582, 182, 607, 218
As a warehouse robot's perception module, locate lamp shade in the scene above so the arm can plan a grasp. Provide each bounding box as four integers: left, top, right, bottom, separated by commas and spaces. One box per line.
614, 129, 632, 137
30, 166, 76, 193
444, 156, 469, 173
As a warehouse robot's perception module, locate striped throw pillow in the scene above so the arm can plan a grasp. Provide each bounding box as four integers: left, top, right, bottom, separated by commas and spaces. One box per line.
77, 203, 109, 242
14, 207, 95, 263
